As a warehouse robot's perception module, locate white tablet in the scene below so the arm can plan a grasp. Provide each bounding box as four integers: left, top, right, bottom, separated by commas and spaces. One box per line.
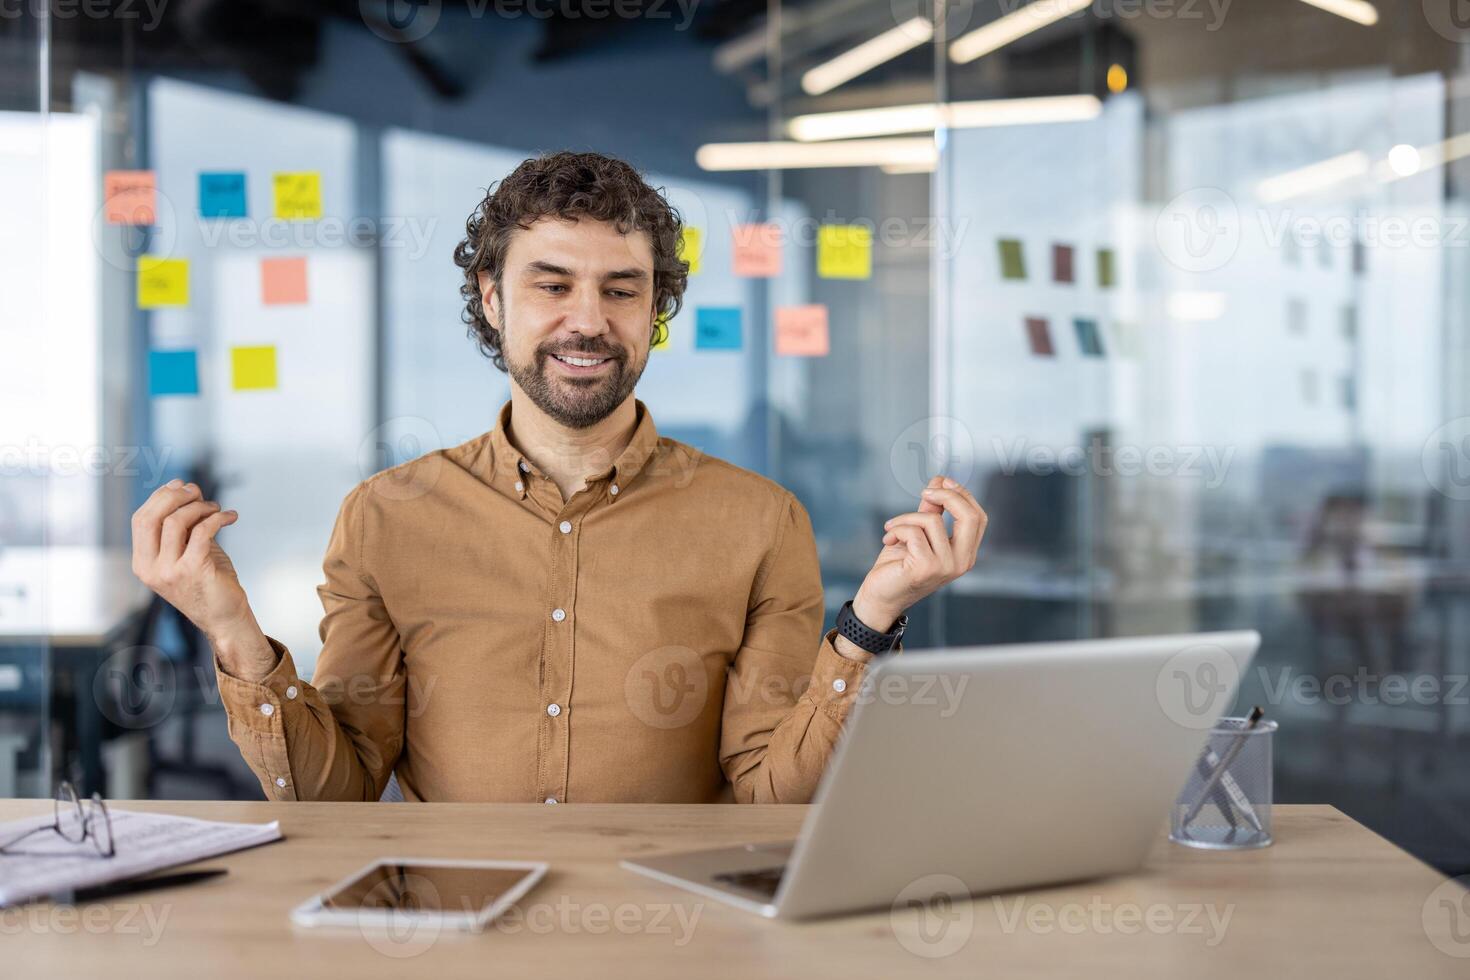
290, 858, 548, 932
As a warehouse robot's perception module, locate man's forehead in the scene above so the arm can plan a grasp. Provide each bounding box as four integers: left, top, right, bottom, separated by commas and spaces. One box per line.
506, 215, 654, 272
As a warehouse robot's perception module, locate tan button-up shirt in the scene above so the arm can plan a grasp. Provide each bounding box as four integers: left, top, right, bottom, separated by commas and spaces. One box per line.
216, 398, 895, 803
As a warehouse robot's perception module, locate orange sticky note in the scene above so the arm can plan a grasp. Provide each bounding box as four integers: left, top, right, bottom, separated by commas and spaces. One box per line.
104, 170, 156, 225
733, 223, 782, 278
261, 256, 308, 305
231, 346, 278, 391
775, 304, 829, 357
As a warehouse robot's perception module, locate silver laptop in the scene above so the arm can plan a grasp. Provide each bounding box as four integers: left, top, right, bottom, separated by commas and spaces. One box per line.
622, 630, 1261, 920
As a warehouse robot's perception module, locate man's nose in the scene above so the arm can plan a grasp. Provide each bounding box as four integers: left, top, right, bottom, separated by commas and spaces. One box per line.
564, 287, 611, 337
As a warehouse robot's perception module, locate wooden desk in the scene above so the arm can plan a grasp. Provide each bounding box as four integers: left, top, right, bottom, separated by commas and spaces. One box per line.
5, 801, 1467, 978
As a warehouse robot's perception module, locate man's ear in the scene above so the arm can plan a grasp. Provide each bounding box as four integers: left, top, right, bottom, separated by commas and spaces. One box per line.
478, 273, 499, 326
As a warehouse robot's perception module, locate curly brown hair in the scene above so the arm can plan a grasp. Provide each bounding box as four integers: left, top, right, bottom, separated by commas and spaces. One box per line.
452, 151, 690, 372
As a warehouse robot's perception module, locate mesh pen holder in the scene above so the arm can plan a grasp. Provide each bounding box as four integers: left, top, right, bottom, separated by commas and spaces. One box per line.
1170, 717, 1276, 850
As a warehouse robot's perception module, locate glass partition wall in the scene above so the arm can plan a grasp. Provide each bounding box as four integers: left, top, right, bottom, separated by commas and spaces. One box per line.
927, 2, 1470, 873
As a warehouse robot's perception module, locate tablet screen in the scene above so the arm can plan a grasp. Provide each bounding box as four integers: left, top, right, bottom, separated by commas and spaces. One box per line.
321, 862, 537, 916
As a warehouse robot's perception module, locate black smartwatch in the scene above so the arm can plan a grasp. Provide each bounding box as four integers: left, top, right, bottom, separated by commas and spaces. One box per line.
835, 600, 908, 656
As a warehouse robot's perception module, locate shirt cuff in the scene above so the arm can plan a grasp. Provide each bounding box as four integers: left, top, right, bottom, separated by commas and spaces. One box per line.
807, 627, 876, 717
214, 636, 305, 737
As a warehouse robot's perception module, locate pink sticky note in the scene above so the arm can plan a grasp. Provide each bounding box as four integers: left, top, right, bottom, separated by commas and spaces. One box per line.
104, 170, 156, 225
775, 304, 829, 357
261, 256, 308, 305
733, 223, 783, 278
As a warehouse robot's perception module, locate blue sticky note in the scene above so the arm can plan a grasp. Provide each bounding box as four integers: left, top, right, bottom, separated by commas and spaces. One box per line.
199, 171, 247, 218
1073, 318, 1105, 357
695, 307, 743, 351
149, 349, 200, 396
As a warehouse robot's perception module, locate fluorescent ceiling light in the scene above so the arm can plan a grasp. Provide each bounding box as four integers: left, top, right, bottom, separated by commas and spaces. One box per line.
1376, 133, 1470, 182
950, 0, 1091, 64
788, 95, 1102, 142
1295, 0, 1379, 26
880, 160, 937, 175
1255, 151, 1370, 203
803, 18, 934, 95
696, 138, 937, 171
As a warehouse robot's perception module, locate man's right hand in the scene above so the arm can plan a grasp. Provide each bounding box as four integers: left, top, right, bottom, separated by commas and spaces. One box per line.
131, 479, 277, 681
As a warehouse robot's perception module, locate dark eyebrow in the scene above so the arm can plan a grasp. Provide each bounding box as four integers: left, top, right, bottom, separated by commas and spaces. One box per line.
520, 261, 648, 284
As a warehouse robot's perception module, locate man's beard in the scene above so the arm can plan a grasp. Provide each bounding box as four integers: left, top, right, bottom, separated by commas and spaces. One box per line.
504, 328, 648, 430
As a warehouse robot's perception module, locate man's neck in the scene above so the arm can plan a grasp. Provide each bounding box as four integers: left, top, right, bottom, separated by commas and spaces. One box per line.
505, 387, 639, 502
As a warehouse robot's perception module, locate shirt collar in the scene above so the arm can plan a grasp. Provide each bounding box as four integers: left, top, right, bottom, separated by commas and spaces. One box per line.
489, 397, 661, 500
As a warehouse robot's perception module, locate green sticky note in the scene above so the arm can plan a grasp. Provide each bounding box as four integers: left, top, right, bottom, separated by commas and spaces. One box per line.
1097, 247, 1116, 288
998, 239, 1026, 281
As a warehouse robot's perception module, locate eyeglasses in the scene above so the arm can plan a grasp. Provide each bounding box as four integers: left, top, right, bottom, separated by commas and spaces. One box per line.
0, 782, 115, 858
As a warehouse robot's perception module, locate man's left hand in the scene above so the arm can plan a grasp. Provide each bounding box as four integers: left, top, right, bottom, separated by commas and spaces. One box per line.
850, 475, 987, 634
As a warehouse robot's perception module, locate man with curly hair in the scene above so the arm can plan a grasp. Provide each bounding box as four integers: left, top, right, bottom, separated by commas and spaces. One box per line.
130, 151, 986, 804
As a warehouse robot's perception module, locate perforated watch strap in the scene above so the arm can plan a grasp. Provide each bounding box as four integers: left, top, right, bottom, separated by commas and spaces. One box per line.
836, 600, 907, 655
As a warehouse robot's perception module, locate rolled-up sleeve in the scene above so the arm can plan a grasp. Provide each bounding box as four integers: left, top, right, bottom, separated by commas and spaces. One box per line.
214, 484, 405, 802
718, 492, 899, 803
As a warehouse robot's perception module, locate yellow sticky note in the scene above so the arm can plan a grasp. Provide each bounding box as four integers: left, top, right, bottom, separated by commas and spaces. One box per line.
652, 311, 671, 350
137, 256, 189, 308
680, 227, 702, 276
273, 171, 322, 220
231, 346, 278, 391
818, 224, 872, 280
775, 304, 830, 357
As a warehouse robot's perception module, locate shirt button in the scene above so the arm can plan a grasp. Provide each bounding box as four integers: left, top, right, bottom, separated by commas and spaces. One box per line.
519, 461, 529, 473
544, 797, 558, 805
832, 678, 847, 693
259, 703, 274, 717
285, 685, 298, 700
609, 484, 619, 496
547, 703, 561, 717
275, 777, 287, 788
551, 608, 566, 622
559, 520, 572, 534
514, 480, 524, 493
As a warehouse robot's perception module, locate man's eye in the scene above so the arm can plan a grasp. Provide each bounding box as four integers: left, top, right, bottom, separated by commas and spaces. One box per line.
607, 290, 635, 299
540, 284, 568, 294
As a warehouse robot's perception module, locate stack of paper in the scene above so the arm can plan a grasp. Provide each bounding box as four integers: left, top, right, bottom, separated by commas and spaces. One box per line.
0, 809, 281, 906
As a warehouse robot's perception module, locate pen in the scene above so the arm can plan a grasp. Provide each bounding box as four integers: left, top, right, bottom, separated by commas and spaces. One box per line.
57, 868, 228, 904
1181, 706, 1266, 833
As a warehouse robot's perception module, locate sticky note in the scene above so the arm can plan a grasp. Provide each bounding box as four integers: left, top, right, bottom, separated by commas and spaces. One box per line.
652, 311, 671, 350
733, 223, 782, 278
148, 350, 199, 397
137, 256, 189, 308
199, 171, 247, 218
261, 256, 308, 305
273, 171, 322, 220
680, 227, 703, 276
817, 224, 872, 280
1024, 317, 1054, 357
1074, 318, 1104, 357
231, 346, 278, 391
695, 307, 742, 351
998, 239, 1026, 280
1052, 243, 1075, 284
775, 304, 829, 357
1097, 247, 1116, 288
104, 170, 155, 225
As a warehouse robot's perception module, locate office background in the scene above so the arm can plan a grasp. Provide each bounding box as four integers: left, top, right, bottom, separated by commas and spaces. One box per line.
2, 0, 1468, 876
